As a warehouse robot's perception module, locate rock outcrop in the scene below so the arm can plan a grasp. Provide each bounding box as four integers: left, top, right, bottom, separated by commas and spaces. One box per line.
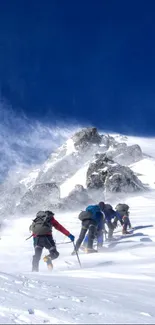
86, 153, 144, 193
72, 127, 102, 150
62, 185, 93, 210
106, 143, 142, 166
16, 182, 60, 214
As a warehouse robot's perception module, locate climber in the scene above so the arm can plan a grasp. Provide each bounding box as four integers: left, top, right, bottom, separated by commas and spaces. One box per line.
102, 203, 123, 241
72, 202, 105, 254
81, 220, 106, 250
115, 203, 132, 234
29, 210, 75, 272
83, 202, 124, 246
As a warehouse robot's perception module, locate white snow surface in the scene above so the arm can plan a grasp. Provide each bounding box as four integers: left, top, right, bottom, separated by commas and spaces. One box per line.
0, 135, 155, 324
19, 169, 40, 188
66, 139, 76, 155
60, 163, 89, 198
130, 158, 155, 189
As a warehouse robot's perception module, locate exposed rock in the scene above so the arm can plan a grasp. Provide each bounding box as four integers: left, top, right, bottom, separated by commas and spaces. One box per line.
106, 143, 142, 166
72, 127, 102, 150
86, 153, 144, 193
100, 134, 118, 149
16, 182, 60, 214
105, 165, 144, 192
124, 144, 142, 163
86, 154, 112, 190
62, 184, 93, 210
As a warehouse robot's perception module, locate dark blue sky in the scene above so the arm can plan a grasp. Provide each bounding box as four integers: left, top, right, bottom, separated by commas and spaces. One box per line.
0, 0, 155, 135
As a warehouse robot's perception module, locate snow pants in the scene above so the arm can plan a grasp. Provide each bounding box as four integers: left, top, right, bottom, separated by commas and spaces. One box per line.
74, 219, 97, 251
122, 216, 131, 233
106, 218, 117, 240
32, 235, 59, 271
83, 225, 105, 248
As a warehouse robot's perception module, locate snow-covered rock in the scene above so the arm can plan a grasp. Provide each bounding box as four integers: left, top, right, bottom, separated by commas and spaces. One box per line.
72, 127, 102, 150
100, 134, 118, 148
61, 184, 93, 210
106, 143, 142, 166
86, 153, 145, 193
16, 182, 60, 214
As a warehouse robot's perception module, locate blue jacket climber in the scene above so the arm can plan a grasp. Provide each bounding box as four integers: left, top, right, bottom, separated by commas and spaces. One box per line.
73, 202, 105, 253
83, 203, 123, 248
86, 204, 104, 224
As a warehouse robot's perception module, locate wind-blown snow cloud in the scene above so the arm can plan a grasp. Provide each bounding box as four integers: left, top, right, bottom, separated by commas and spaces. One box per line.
0, 103, 81, 183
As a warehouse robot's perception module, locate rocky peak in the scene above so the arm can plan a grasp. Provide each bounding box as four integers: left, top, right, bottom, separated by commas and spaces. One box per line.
72, 127, 102, 151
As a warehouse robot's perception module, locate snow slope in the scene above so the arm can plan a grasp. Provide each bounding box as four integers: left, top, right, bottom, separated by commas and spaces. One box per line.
60, 163, 89, 198
0, 198, 155, 324
0, 135, 155, 324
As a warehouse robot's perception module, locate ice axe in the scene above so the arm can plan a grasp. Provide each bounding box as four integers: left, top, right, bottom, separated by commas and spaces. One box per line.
72, 241, 82, 268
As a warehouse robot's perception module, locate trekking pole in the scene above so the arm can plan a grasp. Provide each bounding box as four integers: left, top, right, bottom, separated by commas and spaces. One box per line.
25, 234, 33, 241
72, 241, 82, 268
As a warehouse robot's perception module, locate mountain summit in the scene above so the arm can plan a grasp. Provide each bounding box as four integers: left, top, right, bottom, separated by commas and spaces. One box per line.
0, 127, 151, 216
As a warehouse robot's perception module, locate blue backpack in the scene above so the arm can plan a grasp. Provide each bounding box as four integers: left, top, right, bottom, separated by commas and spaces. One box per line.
86, 205, 103, 222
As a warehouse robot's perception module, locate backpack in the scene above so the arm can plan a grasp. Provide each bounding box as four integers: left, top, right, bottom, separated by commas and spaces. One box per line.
104, 204, 113, 211
115, 204, 129, 216
78, 210, 92, 221
30, 211, 53, 235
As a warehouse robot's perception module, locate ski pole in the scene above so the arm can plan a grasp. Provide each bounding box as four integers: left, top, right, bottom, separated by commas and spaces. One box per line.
73, 241, 82, 268
25, 234, 33, 241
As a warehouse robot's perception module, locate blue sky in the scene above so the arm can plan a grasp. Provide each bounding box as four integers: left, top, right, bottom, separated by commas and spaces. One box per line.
0, 0, 155, 135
